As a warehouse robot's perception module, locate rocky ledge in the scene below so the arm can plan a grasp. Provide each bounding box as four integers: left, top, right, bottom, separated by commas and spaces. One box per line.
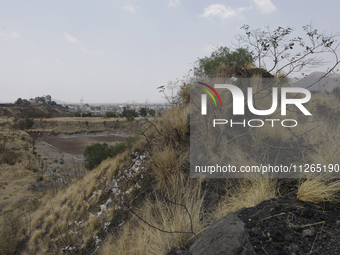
170, 183, 340, 255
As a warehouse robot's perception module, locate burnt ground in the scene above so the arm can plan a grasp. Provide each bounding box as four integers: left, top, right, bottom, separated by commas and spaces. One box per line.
237, 180, 340, 255
172, 179, 340, 255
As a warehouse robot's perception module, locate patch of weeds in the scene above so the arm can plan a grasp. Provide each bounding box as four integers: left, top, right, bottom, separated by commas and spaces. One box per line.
0, 151, 19, 165
60, 155, 64, 164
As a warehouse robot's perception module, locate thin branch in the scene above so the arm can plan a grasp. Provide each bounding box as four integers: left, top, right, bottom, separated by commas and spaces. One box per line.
122, 200, 198, 239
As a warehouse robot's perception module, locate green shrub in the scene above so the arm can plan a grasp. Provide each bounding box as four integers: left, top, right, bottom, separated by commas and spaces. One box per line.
105, 111, 116, 118
27, 109, 35, 118
84, 142, 127, 170
84, 143, 110, 170
24, 118, 34, 129
109, 142, 128, 157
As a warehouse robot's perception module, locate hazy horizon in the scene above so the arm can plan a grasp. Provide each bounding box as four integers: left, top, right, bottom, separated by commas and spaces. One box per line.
1, 0, 340, 103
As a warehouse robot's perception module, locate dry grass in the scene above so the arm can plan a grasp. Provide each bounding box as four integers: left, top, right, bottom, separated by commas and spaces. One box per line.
217, 178, 277, 219
150, 145, 178, 187
308, 126, 340, 165
0, 211, 24, 255
100, 173, 206, 255
23, 144, 133, 253
145, 105, 189, 143
297, 179, 340, 203
39, 117, 129, 123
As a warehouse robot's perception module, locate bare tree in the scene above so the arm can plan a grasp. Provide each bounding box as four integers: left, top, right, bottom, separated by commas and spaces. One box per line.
235, 23, 340, 78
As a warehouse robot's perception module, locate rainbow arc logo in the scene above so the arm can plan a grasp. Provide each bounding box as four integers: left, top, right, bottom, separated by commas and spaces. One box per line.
196, 82, 222, 106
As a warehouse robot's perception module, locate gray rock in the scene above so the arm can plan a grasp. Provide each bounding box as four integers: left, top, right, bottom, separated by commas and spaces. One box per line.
302, 228, 315, 238
176, 251, 192, 255
189, 212, 256, 255
289, 244, 299, 253
204, 191, 220, 211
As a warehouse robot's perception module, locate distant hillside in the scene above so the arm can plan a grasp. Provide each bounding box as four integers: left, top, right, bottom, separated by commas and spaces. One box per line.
293, 71, 340, 91
0, 103, 69, 118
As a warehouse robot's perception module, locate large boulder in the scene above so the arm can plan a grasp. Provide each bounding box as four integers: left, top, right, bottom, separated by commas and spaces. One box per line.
189, 212, 256, 255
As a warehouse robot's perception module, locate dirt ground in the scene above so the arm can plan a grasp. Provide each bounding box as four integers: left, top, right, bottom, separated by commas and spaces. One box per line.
36, 132, 127, 168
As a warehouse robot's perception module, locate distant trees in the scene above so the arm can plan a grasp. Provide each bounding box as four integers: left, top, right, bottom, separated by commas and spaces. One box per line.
35, 96, 46, 104
45, 95, 51, 103
105, 111, 116, 118
22, 99, 30, 105
122, 109, 136, 121
82, 112, 92, 117
14, 95, 58, 106
139, 107, 148, 117
148, 109, 156, 116
74, 112, 81, 117
15, 98, 23, 105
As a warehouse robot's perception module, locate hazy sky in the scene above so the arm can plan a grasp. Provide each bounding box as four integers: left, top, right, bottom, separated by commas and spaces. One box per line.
1, 0, 340, 103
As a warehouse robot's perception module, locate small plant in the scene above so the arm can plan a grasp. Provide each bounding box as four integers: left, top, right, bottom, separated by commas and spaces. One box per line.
59, 155, 64, 164
24, 118, 34, 129
0, 151, 18, 165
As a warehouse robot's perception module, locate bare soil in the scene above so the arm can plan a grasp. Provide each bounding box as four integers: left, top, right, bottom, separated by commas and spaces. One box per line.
35, 132, 127, 168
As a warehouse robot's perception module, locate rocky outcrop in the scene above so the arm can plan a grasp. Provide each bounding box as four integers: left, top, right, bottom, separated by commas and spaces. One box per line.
189, 212, 256, 255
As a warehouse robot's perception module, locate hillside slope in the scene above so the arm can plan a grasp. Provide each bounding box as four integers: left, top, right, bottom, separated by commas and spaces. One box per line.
1, 81, 340, 255
0, 104, 68, 118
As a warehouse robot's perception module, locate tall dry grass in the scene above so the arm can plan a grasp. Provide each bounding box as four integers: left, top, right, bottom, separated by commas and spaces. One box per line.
100, 173, 206, 255
297, 179, 340, 203
217, 178, 277, 219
